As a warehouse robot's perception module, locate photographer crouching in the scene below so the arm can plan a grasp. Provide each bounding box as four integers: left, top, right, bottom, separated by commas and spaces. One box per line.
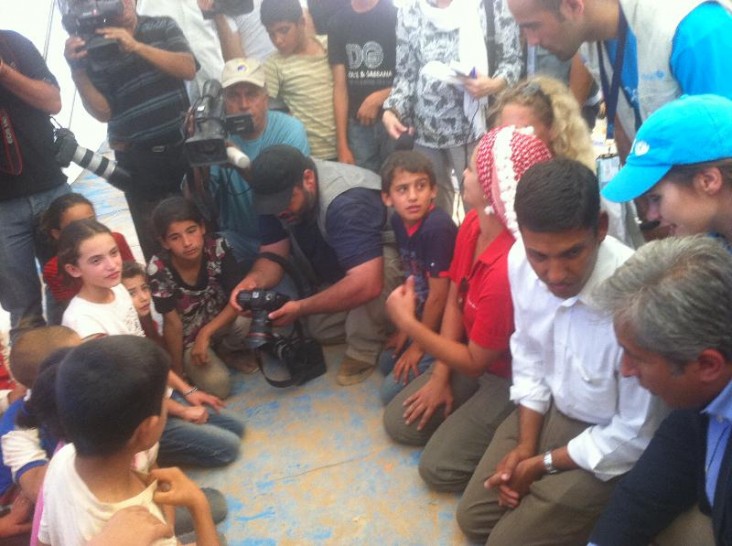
61, 0, 197, 260
229, 145, 402, 386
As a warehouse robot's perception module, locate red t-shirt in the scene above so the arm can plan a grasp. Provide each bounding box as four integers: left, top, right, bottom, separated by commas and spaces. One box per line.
42, 232, 135, 302
448, 210, 515, 379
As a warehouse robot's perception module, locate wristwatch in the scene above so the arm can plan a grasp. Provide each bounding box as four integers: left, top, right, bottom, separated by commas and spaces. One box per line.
543, 450, 559, 474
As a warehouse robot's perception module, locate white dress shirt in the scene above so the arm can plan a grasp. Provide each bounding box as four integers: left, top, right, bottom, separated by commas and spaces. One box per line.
508, 236, 666, 481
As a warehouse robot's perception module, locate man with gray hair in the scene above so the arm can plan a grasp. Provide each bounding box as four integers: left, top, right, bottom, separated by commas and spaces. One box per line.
589, 236, 732, 545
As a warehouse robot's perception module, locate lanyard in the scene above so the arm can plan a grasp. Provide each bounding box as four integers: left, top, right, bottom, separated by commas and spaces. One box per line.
597, 11, 629, 140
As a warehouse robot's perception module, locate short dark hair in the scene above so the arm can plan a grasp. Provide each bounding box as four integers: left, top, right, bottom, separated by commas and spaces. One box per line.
121, 261, 146, 281
151, 196, 203, 241
41, 192, 94, 236
260, 0, 303, 26
666, 159, 732, 188
515, 158, 600, 233
380, 151, 437, 193
56, 336, 170, 457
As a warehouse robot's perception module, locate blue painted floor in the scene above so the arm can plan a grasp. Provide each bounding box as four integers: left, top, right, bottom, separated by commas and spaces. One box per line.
69, 163, 471, 545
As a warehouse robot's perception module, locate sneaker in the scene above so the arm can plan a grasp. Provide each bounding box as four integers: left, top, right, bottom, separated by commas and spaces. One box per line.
336, 356, 376, 386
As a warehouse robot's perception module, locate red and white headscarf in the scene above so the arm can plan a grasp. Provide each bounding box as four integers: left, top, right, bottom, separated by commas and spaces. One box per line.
475, 125, 553, 236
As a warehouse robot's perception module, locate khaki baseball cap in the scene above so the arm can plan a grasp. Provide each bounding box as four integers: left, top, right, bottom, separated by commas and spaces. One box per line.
221, 58, 266, 89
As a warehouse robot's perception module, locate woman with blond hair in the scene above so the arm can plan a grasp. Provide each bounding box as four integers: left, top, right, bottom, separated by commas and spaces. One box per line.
491, 75, 643, 247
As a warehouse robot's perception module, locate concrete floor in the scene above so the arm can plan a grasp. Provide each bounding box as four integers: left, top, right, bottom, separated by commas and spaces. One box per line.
60, 167, 471, 545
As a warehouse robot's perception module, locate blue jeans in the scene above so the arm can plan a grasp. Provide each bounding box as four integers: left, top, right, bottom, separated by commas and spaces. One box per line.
0, 184, 70, 341
378, 342, 435, 405
158, 394, 245, 467
348, 117, 394, 174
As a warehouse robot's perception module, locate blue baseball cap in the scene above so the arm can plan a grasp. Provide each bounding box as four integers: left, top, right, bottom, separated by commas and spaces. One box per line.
602, 94, 732, 202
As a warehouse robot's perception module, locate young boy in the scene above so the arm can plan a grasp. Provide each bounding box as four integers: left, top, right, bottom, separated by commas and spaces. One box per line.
261, 0, 337, 160
0, 327, 81, 505
328, 0, 396, 172
378, 151, 457, 404
38, 335, 219, 546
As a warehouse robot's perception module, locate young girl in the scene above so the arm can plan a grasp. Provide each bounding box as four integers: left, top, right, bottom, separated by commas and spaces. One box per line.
57, 218, 244, 468
121, 261, 162, 345
42, 193, 134, 324
148, 196, 257, 401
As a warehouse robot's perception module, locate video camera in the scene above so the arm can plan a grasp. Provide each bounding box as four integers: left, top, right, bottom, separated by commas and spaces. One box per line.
236, 289, 326, 387
53, 125, 131, 190
58, 0, 124, 63
184, 79, 256, 168
200, 0, 254, 19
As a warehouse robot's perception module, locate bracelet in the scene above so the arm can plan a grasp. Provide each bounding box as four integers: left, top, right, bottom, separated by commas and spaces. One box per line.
183, 386, 199, 397
543, 450, 559, 475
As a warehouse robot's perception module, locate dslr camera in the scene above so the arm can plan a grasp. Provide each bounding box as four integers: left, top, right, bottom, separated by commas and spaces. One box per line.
185, 79, 256, 167
237, 289, 290, 348
58, 0, 124, 64
236, 289, 326, 387
54, 125, 131, 190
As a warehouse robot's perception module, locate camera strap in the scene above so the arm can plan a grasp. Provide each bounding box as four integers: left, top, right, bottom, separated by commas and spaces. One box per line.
254, 251, 327, 388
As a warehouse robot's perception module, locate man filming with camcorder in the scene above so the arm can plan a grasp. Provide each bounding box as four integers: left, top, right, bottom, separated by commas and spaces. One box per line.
62, 0, 197, 259
199, 57, 310, 264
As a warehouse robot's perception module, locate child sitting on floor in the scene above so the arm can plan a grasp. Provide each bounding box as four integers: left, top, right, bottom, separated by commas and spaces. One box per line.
148, 196, 257, 400
121, 261, 163, 345
0, 327, 81, 543
57, 218, 245, 468
41, 192, 134, 324
38, 336, 220, 546
378, 151, 457, 404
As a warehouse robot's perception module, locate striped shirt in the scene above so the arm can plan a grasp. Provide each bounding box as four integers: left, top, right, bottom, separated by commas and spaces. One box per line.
264, 37, 337, 159
86, 15, 194, 145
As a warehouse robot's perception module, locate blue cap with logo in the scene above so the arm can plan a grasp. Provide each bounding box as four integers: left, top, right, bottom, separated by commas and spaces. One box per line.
601, 94, 732, 202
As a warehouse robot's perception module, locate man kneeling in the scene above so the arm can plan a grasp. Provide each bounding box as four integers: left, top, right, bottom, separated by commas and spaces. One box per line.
456, 159, 665, 545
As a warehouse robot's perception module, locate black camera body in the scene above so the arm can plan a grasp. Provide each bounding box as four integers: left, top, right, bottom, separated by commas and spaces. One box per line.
185, 79, 256, 167
237, 289, 290, 349
200, 0, 254, 19
236, 289, 326, 387
60, 0, 124, 63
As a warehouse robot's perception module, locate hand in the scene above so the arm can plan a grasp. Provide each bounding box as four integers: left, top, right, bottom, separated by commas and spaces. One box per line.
494, 455, 544, 508
185, 389, 225, 412
190, 333, 211, 366
337, 144, 356, 165
460, 74, 504, 99
150, 467, 208, 511
386, 277, 418, 330
230, 276, 258, 311
382, 109, 412, 140
484, 445, 535, 505
180, 405, 209, 424
64, 36, 88, 68
402, 373, 453, 430
197, 0, 215, 10
393, 342, 424, 385
87, 506, 173, 546
268, 300, 304, 327
356, 93, 382, 125
0, 495, 32, 538
385, 330, 408, 354
97, 27, 140, 54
